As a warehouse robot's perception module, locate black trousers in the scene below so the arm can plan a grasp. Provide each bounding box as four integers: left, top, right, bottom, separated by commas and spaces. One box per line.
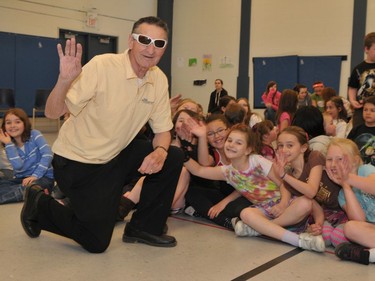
352, 107, 364, 128
37, 139, 183, 253
264, 107, 276, 125
185, 183, 252, 229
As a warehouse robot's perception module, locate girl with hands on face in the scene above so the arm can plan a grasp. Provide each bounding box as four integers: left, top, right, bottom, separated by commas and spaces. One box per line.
0, 108, 54, 204
326, 138, 375, 226
170, 109, 212, 212
325, 138, 375, 265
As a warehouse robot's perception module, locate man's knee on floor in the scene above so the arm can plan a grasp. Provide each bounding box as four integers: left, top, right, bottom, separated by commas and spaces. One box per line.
78, 226, 113, 254
82, 239, 111, 253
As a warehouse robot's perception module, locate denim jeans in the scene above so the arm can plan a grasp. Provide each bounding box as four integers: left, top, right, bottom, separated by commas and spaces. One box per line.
264, 107, 276, 125
0, 169, 13, 180
0, 177, 54, 204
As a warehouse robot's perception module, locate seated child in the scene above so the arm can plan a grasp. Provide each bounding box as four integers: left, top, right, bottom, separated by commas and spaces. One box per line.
0, 108, 54, 204
324, 138, 375, 265
252, 120, 277, 161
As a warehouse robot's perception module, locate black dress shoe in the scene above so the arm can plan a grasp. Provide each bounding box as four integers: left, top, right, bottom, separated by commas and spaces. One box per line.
20, 184, 44, 238
122, 223, 177, 247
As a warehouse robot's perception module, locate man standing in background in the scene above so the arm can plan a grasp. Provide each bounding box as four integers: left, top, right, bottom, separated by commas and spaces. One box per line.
207, 79, 228, 114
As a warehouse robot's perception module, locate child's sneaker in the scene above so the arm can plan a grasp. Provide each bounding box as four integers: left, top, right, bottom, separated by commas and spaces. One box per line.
335, 242, 370, 265
231, 217, 240, 229
298, 233, 325, 252
170, 207, 184, 215
184, 206, 199, 217
231, 217, 260, 237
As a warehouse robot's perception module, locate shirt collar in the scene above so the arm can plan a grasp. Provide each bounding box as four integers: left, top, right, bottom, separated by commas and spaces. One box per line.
124, 49, 154, 86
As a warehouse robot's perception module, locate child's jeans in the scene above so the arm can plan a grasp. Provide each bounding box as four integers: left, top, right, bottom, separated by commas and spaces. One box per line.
0, 177, 54, 204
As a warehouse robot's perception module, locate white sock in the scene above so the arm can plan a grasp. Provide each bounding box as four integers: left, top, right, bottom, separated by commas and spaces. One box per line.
369, 248, 375, 263
281, 231, 299, 247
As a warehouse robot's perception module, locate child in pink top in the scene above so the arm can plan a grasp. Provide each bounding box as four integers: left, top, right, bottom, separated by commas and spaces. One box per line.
275, 89, 298, 132
262, 81, 281, 125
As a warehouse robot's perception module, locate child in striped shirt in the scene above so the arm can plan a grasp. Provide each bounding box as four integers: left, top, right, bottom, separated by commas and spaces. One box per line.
0, 108, 54, 204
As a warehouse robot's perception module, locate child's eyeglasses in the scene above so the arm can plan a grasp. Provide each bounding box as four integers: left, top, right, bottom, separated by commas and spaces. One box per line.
207, 128, 227, 138
132, 33, 167, 49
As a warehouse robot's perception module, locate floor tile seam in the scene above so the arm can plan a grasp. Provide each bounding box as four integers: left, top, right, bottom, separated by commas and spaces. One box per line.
231, 248, 304, 281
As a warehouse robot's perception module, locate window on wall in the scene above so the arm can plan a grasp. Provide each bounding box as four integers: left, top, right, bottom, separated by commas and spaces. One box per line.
253, 55, 346, 109
59, 29, 118, 65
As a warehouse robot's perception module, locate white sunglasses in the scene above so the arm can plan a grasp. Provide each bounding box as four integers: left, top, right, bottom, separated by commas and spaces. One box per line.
131, 33, 167, 49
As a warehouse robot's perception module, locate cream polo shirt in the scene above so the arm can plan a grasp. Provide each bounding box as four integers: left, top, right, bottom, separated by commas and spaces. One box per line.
52, 49, 173, 164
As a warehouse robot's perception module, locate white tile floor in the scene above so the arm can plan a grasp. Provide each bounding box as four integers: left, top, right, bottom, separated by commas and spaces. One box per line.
1, 126, 374, 281
1, 203, 374, 281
